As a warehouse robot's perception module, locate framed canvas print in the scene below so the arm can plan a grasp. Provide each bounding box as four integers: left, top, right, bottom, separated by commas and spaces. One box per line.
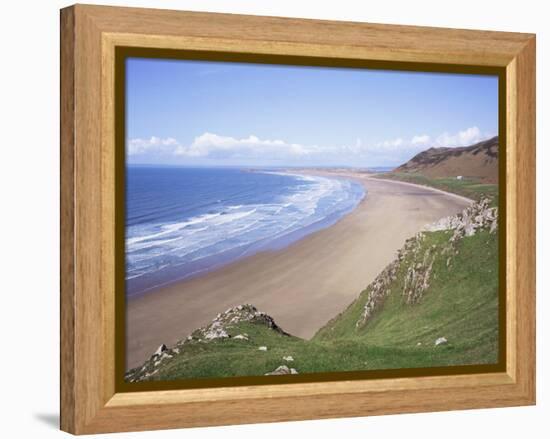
60, 4, 536, 435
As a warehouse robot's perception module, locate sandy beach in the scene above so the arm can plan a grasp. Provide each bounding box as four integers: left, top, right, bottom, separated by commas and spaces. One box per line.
126, 172, 471, 369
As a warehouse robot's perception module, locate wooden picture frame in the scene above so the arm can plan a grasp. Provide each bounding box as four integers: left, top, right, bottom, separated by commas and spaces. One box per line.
60, 4, 536, 435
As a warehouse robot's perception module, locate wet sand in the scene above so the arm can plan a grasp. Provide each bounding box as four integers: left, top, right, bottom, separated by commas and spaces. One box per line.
126, 172, 471, 368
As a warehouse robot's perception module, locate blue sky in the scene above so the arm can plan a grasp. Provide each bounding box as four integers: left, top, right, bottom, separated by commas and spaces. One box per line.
126, 57, 498, 167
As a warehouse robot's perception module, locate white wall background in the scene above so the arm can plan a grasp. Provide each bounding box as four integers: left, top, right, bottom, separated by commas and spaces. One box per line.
0, 0, 547, 437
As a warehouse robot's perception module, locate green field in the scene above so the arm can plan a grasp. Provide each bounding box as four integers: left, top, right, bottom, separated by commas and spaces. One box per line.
377, 172, 499, 206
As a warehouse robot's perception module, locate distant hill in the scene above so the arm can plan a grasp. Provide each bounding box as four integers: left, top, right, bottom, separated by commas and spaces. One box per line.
394, 136, 499, 183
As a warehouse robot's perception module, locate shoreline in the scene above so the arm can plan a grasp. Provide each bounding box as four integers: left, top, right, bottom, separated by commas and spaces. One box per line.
370, 174, 475, 203
126, 172, 471, 369
127, 171, 366, 298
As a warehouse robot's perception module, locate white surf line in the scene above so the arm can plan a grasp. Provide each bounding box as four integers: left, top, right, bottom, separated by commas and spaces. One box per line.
366, 176, 475, 204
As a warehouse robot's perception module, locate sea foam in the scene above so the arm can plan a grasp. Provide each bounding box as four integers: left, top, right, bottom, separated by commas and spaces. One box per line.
125, 170, 364, 295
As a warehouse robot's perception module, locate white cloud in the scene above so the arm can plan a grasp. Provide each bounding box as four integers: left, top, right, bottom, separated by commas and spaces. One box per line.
128, 132, 339, 160
374, 137, 404, 150
435, 126, 486, 147
175, 132, 322, 158
411, 134, 431, 145
128, 136, 179, 155
127, 126, 494, 165
373, 127, 491, 153
354, 127, 494, 165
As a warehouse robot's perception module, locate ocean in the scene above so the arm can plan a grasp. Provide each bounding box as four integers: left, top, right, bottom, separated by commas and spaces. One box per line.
125, 167, 365, 296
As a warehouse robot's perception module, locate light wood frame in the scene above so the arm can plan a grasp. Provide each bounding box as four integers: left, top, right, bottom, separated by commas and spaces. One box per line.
60, 4, 536, 435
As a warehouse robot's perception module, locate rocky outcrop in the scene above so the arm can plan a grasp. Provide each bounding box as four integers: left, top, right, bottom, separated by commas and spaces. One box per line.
355, 260, 400, 328
265, 365, 298, 375
125, 343, 177, 382
125, 304, 288, 383
402, 237, 436, 305
187, 304, 289, 343
423, 197, 498, 238
356, 198, 498, 328
154, 344, 168, 356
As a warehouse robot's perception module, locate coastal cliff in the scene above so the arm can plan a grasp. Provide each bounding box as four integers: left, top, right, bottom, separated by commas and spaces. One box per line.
126, 196, 499, 382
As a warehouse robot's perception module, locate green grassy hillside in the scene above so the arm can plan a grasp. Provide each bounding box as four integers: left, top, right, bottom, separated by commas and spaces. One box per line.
314, 228, 499, 367
126, 196, 500, 383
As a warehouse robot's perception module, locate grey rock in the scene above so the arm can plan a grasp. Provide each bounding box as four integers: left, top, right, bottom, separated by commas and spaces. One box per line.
154, 344, 167, 356
435, 337, 448, 346
192, 304, 289, 342
424, 198, 497, 239
356, 259, 400, 328
265, 365, 299, 375
188, 305, 289, 344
